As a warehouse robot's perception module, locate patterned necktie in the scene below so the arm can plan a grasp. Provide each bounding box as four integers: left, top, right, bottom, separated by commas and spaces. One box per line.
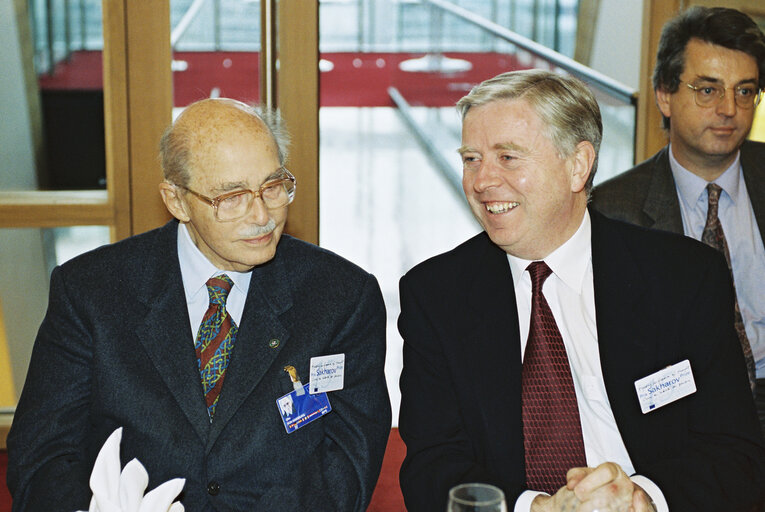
701, 183, 756, 392
522, 261, 586, 494
195, 274, 238, 420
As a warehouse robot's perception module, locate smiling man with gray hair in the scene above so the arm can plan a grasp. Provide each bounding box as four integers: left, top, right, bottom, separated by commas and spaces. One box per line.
398, 69, 765, 512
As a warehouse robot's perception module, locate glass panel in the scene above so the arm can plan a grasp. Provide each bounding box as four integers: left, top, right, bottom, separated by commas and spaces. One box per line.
318, 107, 481, 417
387, 0, 635, 188
1, 1, 106, 192
317, 0, 626, 421
170, 0, 261, 109
0, 225, 109, 405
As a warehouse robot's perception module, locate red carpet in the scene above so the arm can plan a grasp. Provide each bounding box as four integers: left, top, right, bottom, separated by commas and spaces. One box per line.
1, 451, 10, 511
369, 428, 406, 511
39, 50, 523, 107
0, 433, 406, 511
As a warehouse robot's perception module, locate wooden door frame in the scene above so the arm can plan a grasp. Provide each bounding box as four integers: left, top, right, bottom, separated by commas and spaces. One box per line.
0, 0, 172, 239
109, 0, 321, 243
103, 0, 173, 239
278, 1, 319, 245
636, 0, 681, 163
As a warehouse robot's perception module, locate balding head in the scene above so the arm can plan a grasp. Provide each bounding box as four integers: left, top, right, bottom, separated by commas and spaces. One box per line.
157, 98, 294, 271
160, 98, 290, 187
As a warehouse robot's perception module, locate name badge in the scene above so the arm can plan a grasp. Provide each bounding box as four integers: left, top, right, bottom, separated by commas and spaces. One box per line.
309, 353, 345, 394
634, 359, 696, 414
276, 383, 332, 433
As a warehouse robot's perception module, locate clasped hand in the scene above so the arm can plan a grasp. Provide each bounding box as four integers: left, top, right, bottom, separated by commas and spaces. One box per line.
532, 462, 655, 512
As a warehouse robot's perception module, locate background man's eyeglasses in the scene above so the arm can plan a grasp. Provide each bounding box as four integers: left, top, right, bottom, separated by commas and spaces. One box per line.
178, 167, 297, 222
682, 81, 762, 109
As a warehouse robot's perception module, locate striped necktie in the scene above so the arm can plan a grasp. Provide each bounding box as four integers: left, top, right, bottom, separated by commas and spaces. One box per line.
195, 274, 238, 420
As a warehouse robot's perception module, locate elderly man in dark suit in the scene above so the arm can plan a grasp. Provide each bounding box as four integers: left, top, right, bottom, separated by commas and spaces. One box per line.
592, 7, 765, 437
398, 69, 765, 512
7, 98, 391, 511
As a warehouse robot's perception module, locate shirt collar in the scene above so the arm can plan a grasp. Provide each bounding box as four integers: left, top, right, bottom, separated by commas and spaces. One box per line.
668, 143, 741, 206
177, 222, 252, 302
507, 210, 592, 294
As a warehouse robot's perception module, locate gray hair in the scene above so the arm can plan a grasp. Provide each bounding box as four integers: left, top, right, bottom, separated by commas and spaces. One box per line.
159, 101, 291, 187
456, 69, 602, 193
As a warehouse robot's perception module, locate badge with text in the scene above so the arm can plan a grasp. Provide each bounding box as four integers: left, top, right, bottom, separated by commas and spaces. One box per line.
276, 383, 331, 434
634, 359, 696, 414
309, 353, 345, 394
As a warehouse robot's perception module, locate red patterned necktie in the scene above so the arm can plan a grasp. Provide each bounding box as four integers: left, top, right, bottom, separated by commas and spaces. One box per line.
701, 183, 756, 392
522, 261, 586, 494
195, 274, 238, 420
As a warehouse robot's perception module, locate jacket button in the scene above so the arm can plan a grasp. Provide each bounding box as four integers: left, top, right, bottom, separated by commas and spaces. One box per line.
207, 481, 220, 496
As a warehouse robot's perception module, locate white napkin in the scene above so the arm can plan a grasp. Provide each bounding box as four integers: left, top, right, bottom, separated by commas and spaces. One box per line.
77, 428, 185, 512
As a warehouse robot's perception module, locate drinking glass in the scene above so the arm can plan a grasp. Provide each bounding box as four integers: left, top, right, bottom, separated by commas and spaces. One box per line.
447, 483, 507, 512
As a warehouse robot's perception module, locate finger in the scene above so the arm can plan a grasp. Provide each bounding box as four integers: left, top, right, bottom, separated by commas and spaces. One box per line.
566, 467, 592, 489
631, 488, 655, 512
572, 462, 626, 499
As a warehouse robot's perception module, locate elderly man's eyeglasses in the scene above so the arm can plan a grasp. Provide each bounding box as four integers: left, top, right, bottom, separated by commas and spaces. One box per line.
682, 81, 762, 109
177, 167, 296, 222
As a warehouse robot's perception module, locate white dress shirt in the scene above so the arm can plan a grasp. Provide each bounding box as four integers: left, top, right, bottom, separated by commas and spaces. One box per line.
669, 145, 765, 378
177, 222, 251, 341
510, 211, 667, 512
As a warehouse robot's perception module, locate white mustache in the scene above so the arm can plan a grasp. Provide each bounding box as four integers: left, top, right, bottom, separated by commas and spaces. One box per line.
239, 218, 277, 238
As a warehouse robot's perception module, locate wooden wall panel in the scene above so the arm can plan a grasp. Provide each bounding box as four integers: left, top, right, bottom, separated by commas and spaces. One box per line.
636, 0, 682, 163
125, 2, 173, 236
277, 1, 319, 245
102, 0, 131, 241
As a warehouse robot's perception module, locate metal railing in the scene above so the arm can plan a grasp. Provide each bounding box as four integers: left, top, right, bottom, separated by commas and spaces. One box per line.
389, 0, 639, 195
423, 0, 635, 104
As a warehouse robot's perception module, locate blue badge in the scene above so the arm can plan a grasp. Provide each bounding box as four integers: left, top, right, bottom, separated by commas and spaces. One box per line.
276, 383, 332, 433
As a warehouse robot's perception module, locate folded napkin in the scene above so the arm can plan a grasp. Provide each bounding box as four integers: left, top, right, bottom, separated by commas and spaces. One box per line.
77, 428, 185, 512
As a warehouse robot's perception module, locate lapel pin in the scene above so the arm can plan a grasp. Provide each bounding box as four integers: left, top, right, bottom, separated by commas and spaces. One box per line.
268, 338, 280, 349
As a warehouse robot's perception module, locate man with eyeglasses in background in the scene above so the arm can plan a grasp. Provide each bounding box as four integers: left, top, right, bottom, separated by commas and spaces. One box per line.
7, 98, 391, 511
593, 6, 765, 439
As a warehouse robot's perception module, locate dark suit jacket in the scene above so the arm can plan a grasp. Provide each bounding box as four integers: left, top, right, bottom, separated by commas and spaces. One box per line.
591, 141, 765, 242
398, 211, 765, 512
7, 220, 391, 511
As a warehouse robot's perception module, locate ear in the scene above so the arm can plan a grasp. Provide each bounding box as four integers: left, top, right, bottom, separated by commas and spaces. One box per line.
655, 87, 672, 119
159, 181, 191, 222
569, 141, 595, 193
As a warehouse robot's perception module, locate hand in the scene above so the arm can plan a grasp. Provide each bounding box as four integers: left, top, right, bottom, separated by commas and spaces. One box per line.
531, 485, 581, 512
565, 463, 655, 512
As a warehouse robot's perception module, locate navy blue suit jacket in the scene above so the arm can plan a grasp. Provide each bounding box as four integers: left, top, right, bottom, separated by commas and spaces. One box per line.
8, 220, 391, 511
398, 210, 765, 511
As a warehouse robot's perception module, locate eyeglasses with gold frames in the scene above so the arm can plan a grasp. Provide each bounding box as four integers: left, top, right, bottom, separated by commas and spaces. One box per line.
682, 80, 762, 109
177, 167, 296, 222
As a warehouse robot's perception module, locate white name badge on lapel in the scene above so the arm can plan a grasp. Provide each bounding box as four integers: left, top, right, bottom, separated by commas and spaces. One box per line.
277, 383, 332, 434
634, 359, 696, 414
309, 353, 345, 394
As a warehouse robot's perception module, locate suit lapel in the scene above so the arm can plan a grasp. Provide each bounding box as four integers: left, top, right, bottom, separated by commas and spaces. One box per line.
740, 141, 765, 246
206, 246, 292, 449
133, 222, 211, 442
642, 147, 684, 234
464, 235, 521, 377
462, 236, 523, 448
590, 212, 655, 443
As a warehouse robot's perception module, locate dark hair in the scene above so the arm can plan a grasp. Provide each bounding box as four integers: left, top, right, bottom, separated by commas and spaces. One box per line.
653, 6, 765, 129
